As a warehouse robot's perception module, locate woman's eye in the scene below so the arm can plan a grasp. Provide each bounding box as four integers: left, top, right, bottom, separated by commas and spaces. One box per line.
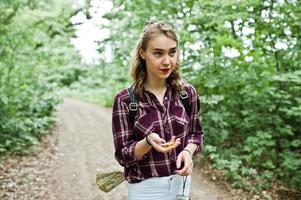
169, 50, 176, 57
154, 52, 162, 56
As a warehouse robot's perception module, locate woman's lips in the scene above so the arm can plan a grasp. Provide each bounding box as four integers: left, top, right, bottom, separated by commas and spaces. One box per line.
160, 68, 170, 73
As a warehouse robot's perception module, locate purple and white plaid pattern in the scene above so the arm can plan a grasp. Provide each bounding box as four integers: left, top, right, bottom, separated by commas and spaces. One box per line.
112, 83, 204, 183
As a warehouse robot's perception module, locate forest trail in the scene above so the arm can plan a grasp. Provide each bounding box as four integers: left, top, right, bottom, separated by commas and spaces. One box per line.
50, 98, 229, 200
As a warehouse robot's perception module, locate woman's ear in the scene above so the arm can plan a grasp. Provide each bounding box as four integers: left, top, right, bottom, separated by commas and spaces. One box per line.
139, 48, 145, 60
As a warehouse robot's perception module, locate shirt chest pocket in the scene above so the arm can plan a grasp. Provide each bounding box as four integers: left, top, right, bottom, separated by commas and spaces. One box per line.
171, 115, 189, 135
133, 106, 158, 139
170, 102, 190, 136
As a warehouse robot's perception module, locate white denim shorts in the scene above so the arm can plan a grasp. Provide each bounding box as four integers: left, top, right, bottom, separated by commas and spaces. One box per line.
128, 174, 191, 200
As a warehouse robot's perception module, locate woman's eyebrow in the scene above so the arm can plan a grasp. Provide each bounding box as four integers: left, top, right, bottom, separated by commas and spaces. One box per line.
153, 47, 177, 51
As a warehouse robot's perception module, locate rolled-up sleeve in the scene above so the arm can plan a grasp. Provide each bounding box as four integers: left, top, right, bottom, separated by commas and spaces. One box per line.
112, 93, 138, 167
186, 85, 204, 154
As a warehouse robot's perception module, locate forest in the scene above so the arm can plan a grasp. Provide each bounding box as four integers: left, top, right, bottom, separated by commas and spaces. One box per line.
0, 0, 300, 199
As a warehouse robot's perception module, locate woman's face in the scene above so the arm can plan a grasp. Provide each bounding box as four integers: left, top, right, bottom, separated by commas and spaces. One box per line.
140, 34, 178, 83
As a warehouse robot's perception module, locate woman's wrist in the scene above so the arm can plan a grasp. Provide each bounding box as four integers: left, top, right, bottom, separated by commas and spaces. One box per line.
135, 134, 153, 158
185, 143, 197, 156
183, 148, 192, 157
145, 133, 152, 146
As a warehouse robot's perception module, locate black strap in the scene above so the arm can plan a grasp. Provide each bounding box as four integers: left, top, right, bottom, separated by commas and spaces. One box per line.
127, 86, 137, 125
180, 89, 191, 116
128, 86, 191, 125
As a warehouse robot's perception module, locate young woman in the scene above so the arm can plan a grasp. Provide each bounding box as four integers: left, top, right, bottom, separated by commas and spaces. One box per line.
112, 20, 204, 200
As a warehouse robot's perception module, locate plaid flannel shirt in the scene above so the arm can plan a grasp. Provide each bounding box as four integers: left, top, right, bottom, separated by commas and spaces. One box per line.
112, 83, 204, 183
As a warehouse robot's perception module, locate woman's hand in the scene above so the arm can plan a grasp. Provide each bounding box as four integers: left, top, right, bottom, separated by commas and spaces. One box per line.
175, 149, 193, 176
147, 133, 180, 153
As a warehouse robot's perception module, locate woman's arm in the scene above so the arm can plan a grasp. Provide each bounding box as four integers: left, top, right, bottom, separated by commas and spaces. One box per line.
176, 84, 204, 176
112, 91, 142, 168
186, 84, 204, 154
134, 137, 152, 158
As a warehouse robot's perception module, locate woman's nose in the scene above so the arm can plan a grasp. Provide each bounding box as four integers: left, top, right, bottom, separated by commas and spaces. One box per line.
162, 55, 170, 65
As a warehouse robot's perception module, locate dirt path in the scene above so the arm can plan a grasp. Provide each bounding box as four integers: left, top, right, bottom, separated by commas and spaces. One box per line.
50, 98, 229, 200
51, 98, 126, 200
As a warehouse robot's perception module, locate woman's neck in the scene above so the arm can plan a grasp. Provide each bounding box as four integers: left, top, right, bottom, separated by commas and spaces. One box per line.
144, 79, 166, 92
144, 79, 167, 105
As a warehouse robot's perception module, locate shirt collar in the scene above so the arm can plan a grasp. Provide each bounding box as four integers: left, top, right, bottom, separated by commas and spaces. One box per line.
141, 84, 173, 103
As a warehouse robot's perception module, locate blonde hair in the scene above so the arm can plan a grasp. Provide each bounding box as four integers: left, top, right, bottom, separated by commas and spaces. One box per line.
130, 20, 183, 97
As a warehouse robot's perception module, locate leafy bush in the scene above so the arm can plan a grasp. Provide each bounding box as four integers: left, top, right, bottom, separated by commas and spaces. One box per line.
0, 0, 80, 154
